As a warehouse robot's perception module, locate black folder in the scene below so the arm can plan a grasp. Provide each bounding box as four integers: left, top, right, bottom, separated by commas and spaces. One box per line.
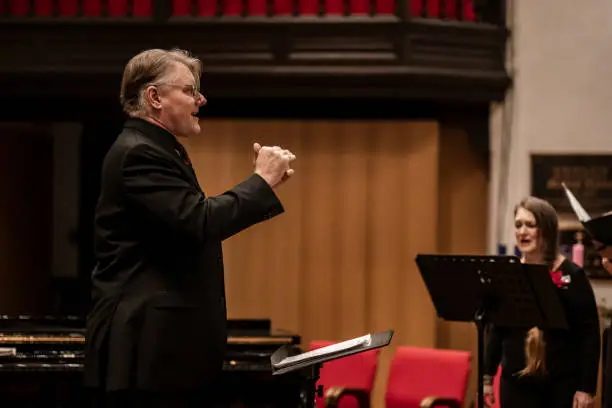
415, 254, 567, 408
270, 330, 393, 408
562, 182, 612, 247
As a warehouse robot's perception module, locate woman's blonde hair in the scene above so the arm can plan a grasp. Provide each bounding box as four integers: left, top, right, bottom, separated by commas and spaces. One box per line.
514, 196, 559, 376
519, 327, 546, 376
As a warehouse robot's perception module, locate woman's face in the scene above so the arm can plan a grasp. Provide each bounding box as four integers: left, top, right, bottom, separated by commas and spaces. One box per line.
515, 207, 540, 255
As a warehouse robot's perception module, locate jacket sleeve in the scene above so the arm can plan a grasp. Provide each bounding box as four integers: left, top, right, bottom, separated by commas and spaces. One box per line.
571, 269, 601, 395
121, 144, 284, 242
484, 323, 502, 378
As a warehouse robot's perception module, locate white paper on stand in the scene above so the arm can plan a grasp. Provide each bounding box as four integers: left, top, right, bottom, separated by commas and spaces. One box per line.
273, 334, 372, 368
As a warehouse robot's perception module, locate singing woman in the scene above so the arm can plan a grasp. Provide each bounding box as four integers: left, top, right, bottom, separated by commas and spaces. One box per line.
483, 196, 600, 408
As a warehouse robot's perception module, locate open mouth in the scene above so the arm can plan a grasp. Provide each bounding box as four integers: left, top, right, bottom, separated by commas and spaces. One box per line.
519, 239, 532, 246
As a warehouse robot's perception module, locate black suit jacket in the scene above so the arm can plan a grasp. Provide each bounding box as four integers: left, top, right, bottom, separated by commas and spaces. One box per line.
84, 118, 284, 392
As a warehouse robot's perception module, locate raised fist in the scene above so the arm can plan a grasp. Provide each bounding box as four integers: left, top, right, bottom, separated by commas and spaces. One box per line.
253, 143, 296, 188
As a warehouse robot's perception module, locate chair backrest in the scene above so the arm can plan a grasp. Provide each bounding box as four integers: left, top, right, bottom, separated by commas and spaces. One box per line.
309, 340, 381, 408
385, 346, 471, 408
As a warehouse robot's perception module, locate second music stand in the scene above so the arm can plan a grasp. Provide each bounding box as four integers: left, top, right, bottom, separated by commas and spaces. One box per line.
415, 254, 567, 408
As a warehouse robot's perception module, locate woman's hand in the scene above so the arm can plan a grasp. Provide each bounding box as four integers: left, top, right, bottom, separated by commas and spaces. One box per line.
483, 384, 495, 408
573, 391, 593, 408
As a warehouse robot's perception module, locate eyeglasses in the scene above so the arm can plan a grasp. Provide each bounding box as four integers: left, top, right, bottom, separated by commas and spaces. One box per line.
152, 82, 201, 98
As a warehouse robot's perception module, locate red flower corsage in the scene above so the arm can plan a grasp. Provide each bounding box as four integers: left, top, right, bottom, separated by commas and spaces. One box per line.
550, 269, 569, 288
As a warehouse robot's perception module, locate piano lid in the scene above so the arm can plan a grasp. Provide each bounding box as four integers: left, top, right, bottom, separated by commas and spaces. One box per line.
0, 316, 300, 346
0, 315, 85, 331
227, 319, 300, 346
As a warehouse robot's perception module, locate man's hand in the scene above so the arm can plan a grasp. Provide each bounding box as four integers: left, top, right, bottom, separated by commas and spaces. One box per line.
253, 143, 296, 188
573, 391, 593, 408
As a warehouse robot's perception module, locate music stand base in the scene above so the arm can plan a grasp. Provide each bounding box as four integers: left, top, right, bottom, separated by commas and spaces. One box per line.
302, 362, 323, 408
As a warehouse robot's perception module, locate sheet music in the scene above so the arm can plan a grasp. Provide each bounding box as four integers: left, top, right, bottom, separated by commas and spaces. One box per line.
274, 334, 372, 368
561, 182, 591, 222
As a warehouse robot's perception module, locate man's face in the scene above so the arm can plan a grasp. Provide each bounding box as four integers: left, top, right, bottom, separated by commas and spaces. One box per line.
152, 63, 207, 138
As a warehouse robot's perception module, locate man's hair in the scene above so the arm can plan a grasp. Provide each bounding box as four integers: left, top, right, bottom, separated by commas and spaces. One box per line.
119, 48, 202, 116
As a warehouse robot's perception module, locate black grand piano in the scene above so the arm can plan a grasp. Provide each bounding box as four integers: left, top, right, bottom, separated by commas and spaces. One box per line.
0, 315, 304, 408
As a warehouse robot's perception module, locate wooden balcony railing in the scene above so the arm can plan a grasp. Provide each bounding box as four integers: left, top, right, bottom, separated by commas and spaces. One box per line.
0, 0, 504, 24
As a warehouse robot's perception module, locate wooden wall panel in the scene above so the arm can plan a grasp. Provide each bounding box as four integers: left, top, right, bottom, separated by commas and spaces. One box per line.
335, 122, 369, 338
187, 119, 440, 408
437, 122, 489, 405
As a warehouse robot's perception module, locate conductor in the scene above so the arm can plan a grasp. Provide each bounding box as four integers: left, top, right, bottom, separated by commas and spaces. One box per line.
84, 48, 296, 408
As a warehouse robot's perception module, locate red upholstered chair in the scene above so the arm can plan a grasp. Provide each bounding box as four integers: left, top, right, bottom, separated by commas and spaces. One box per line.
308, 340, 381, 408
385, 346, 471, 408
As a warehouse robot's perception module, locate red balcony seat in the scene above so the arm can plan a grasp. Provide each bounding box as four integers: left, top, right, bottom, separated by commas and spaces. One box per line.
169, 0, 474, 18
7, 0, 153, 17
5, 0, 472, 19
8, 0, 29, 16
409, 0, 475, 21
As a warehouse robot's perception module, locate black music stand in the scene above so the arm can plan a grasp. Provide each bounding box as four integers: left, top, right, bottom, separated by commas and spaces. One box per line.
271, 330, 393, 408
415, 255, 568, 408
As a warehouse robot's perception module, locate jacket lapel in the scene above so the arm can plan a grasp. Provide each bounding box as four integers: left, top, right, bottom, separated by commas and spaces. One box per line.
170, 147, 205, 194
123, 118, 205, 195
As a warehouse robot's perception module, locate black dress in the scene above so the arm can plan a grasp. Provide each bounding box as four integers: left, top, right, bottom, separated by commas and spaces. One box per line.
483, 259, 601, 408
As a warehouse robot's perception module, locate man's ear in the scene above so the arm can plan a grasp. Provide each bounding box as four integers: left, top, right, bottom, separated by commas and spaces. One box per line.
144, 85, 162, 110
